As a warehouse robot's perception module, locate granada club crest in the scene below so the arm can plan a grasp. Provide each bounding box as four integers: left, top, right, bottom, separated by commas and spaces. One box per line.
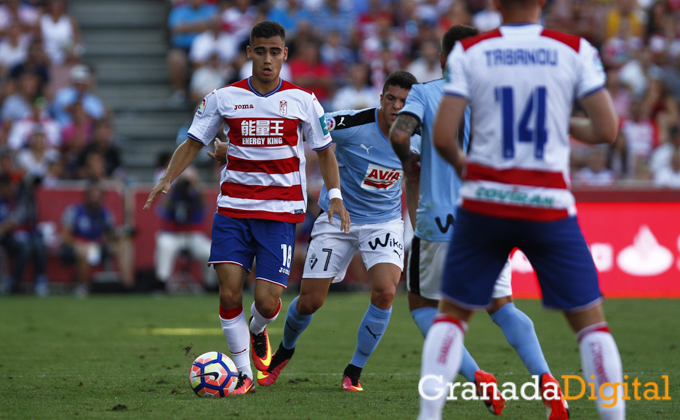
279, 100, 287, 116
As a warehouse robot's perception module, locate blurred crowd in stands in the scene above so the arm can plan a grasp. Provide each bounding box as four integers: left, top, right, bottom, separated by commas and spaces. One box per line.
4, 0, 680, 295
166, 0, 680, 188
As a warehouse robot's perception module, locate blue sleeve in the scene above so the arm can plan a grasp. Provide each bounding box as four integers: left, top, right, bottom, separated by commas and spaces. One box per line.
399, 84, 426, 123
168, 7, 181, 28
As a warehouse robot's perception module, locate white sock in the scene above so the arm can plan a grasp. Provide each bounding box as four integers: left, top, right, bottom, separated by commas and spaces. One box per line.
219, 305, 252, 379
418, 314, 466, 420
577, 323, 625, 420
250, 299, 281, 335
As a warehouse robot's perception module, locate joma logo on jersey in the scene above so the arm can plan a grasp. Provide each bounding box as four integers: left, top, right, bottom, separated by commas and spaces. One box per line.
235, 104, 254, 110
361, 163, 403, 191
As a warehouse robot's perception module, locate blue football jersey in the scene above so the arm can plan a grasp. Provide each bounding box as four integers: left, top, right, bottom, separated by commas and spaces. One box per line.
318, 108, 419, 224
399, 79, 470, 242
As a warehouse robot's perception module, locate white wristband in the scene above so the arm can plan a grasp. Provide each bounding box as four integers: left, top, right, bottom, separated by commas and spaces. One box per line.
328, 188, 342, 200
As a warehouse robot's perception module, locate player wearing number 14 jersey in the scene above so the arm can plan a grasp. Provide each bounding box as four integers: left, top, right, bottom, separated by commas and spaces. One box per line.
258, 71, 420, 391
418, 0, 625, 419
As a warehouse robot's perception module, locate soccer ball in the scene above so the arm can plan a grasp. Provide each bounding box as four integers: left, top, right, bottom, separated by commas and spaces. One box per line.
189, 351, 239, 397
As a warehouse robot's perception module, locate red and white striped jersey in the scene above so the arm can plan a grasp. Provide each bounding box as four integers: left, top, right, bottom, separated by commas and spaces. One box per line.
188, 78, 332, 223
444, 24, 606, 221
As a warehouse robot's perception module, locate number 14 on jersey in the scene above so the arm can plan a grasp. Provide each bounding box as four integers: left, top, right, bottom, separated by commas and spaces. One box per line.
495, 86, 547, 160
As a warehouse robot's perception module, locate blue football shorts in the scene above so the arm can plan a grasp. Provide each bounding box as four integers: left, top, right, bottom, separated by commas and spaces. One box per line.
441, 207, 603, 312
208, 213, 296, 288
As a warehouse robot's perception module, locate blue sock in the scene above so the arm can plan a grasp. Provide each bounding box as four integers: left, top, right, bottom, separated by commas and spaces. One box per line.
410, 307, 438, 337
459, 347, 480, 383
349, 303, 392, 368
281, 296, 313, 350
490, 302, 550, 376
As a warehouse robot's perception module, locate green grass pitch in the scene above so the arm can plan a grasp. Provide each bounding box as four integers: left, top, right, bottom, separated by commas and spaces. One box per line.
0, 293, 678, 419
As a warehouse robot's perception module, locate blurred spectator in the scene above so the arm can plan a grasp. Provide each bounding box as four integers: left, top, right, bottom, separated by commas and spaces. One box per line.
618, 99, 659, 178
0, 23, 29, 76
606, 68, 632, 119
0, 174, 49, 296
619, 46, 661, 98
59, 182, 128, 297
189, 17, 238, 67
320, 31, 356, 80
331, 63, 379, 111
604, 0, 643, 41
154, 166, 213, 288
8, 97, 61, 151
313, 0, 355, 41
369, 46, 400, 92
220, 0, 257, 45
267, 0, 313, 37
551, 0, 597, 43
645, 0, 672, 41
644, 79, 679, 140
40, 0, 82, 66
653, 146, 680, 187
167, 0, 219, 106
661, 52, 680, 102
60, 99, 93, 169
51, 64, 105, 125
1, 72, 39, 123
16, 129, 60, 179
41, 159, 64, 188
471, 0, 501, 32
0, 0, 39, 37
362, 13, 405, 62
189, 53, 229, 104
0, 150, 24, 185
601, 26, 642, 69
356, 0, 390, 40
154, 152, 172, 185
74, 121, 122, 180
439, 1, 472, 32
406, 38, 441, 83
9, 40, 50, 96
289, 41, 334, 106
574, 146, 616, 186
651, 125, 680, 173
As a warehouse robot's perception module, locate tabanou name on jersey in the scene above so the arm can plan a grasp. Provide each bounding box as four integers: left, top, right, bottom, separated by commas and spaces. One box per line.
484, 48, 558, 66
362, 163, 403, 191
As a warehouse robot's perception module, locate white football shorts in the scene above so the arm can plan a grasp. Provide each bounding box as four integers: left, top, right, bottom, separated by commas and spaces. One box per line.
407, 237, 512, 300
303, 215, 404, 282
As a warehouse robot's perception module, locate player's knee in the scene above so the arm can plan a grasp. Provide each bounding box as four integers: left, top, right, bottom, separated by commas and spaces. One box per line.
296, 294, 323, 315
218, 287, 242, 309
372, 286, 396, 309
254, 297, 280, 317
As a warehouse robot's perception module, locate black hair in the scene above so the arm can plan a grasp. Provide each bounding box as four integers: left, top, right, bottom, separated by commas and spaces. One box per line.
250, 21, 286, 46
382, 71, 417, 94
441, 25, 479, 57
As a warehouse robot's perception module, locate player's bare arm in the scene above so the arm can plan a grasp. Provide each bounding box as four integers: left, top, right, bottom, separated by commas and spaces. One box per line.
570, 89, 619, 144
316, 146, 350, 233
144, 139, 203, 210
433, 95, 467, 176
389, 114, 421, 181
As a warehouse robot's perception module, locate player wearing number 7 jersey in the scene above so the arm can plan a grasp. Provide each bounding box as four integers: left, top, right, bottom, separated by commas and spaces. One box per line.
418, 0, 625, 419
257, 71, 420, 391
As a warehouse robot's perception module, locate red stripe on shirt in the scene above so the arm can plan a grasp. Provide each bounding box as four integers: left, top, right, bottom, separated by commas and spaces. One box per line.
540, 29, 581, 52
221, 182, 304, 201
461, 198, 570, 221
460, 29, 502, 51
217, 207, 304, 223
466, 163, 568, 189
227, 155, 300, 174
